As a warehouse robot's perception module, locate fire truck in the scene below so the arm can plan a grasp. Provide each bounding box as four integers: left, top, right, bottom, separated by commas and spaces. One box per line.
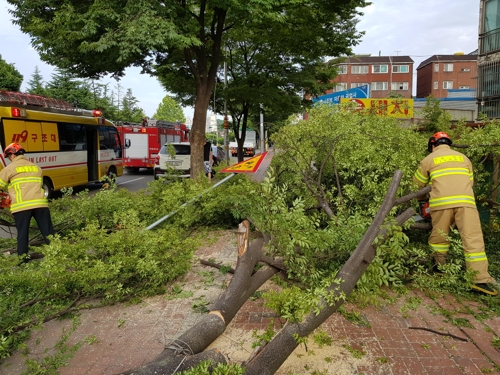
117, 119, 189, 172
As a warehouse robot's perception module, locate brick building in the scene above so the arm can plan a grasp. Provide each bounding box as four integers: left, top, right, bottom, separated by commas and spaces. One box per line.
416, 54, 478, 98
329, 55, 414, 98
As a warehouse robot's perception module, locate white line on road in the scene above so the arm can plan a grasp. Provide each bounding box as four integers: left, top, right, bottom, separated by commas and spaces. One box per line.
117, 177, 146, 185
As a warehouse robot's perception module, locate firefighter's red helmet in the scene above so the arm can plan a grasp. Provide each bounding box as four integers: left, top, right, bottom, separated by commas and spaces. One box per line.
3, 143, 25, 158
428, 132, 452, 152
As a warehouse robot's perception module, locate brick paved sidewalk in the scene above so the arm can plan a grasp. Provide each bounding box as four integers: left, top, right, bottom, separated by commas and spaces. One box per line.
2, 229, 500, 375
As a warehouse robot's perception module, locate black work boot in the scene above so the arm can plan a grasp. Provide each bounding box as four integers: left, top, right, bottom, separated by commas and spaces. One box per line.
471, 283, 498, 296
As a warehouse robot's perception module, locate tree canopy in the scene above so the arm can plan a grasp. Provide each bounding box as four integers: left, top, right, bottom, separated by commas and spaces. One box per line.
153, 95, 186, 122
44, 68, 95, 109
23, 67, 148, 123
119, 88, 147, 123
26, 66, 46, 95
7, 0, 368, 179
211, 8, 362, 160
0, 54, 23, 91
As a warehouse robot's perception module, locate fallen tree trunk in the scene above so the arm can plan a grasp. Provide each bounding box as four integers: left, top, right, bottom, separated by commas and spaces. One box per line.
123, 350, 226, 374
123, 221, 280, 375
244, 175, 431, 374
124, 171, 431, 375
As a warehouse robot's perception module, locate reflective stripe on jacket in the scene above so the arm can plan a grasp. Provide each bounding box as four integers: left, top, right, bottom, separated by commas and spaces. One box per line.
413, 144, 476, 211
0, 155, 48, 213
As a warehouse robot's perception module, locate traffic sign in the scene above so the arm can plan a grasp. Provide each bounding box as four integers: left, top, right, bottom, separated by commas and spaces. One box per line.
220, 152, 268, 173
312, 85, 370, 105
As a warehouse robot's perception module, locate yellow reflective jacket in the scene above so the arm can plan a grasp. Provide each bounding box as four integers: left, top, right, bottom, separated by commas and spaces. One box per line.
413, 144, 475, 211
0, 155, 48, 213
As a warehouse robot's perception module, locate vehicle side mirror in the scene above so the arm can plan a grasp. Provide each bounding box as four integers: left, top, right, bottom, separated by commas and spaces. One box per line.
125, 139, 131, 149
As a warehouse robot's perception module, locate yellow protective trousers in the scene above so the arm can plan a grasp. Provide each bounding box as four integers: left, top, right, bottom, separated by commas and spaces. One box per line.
429, 207, 494, 284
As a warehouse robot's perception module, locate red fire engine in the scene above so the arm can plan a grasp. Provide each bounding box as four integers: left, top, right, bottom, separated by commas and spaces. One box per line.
117, 119, 189, 172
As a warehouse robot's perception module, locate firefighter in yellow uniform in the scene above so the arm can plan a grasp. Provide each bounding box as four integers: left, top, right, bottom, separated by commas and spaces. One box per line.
0, 142, 54, 262
414, 132, 497, 296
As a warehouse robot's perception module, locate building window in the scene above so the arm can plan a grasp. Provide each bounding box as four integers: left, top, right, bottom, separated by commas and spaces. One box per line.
372, 82, 388, 91
392, 65, 409, 73
484, 0, 500, 32
443, 63, 453, 72
434, 64, 439, 72
334, 83, 347, 91
351, 83, 369, 88
443, 81, 453, 89
372, 64, 388, 73
459, 86, 470, 89
391, 82, 408, 90
434, 81, 438, 89
351, 65, 369, 74
338, 65, 348, 74
460, 68, 471, 72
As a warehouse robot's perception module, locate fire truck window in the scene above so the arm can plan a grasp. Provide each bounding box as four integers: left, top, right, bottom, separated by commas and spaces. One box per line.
58, 123, 86, 151
98, 127, 113, 149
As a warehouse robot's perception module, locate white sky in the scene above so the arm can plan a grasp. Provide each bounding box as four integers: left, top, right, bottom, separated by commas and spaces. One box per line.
0, 0, 480, 119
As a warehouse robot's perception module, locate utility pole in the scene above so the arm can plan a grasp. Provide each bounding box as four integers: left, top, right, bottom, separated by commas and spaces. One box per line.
115, 82, 122, 119
260, 104, 265, 152
223, 48, 230, 163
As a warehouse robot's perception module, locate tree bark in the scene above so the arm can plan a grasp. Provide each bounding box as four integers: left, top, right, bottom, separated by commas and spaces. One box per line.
186, 7, 227, 180
122, 350, 226, 375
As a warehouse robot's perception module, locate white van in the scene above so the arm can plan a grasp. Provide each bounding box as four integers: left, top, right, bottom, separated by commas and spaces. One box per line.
153, 142, 191, 179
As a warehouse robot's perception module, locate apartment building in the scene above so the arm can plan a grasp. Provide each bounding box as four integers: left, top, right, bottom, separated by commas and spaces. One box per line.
330, 55, 414, 98
478, 0, 500, 118
416, 54, 477, 98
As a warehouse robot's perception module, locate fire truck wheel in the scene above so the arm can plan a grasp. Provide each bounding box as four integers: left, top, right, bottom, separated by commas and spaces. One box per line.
42, 178, 54, 200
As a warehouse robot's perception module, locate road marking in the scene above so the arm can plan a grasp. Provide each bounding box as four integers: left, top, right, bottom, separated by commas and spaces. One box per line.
117, 177, 146, 185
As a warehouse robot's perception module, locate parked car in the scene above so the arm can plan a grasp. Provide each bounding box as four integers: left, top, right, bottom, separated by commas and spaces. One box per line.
153, 142, 191, 179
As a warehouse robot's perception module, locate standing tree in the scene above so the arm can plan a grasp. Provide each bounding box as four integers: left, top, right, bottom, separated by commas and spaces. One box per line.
6, 0, 368, 179
153, 95, 186, 123
90, 81, 119, 121
216, 11, 362, 161
26, 66, 46, 95
45, 68, 94, 109
119, 88, 147, 123
0, 54, 23, 91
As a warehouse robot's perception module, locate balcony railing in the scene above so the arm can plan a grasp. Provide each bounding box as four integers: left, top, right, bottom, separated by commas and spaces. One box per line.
479, 98, 500, 119
478, 60, 500, 98
480, 28, 500, 55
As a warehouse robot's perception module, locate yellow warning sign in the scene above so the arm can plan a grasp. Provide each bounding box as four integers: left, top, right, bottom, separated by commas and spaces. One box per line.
220, 152, 268, 173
